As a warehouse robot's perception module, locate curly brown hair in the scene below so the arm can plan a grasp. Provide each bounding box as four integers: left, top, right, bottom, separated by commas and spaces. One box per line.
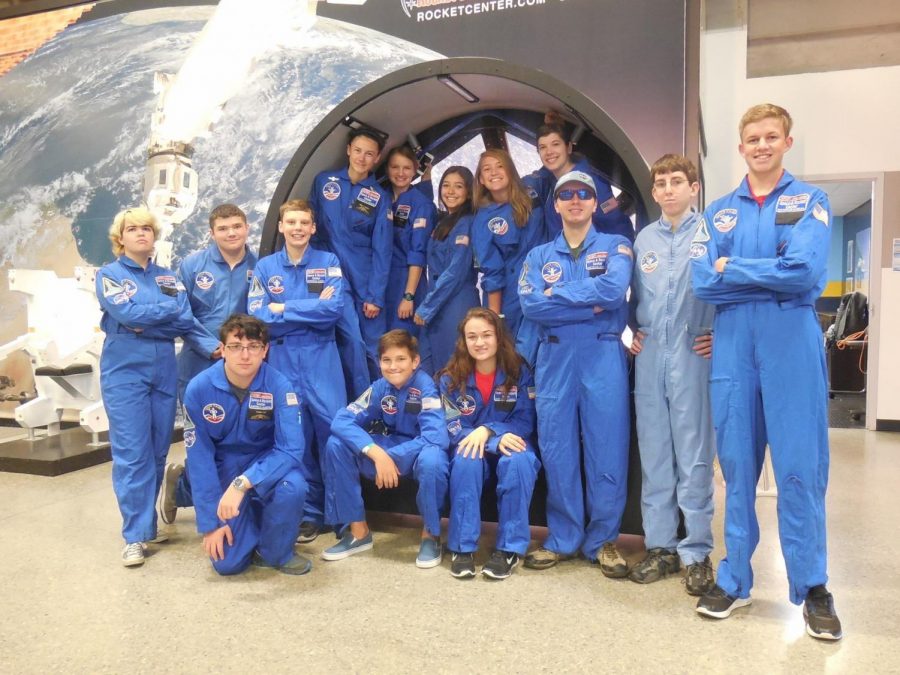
437, 307, 523, 397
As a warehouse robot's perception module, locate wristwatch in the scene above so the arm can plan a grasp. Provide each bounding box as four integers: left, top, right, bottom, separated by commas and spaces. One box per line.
403, 292, 415, 302
232, 475, 248, 492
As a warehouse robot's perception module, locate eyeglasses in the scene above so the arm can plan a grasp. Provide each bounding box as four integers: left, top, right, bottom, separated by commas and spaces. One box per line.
224, 342, 265, 354
556, 188, 595, 201
653, 177, 688, 190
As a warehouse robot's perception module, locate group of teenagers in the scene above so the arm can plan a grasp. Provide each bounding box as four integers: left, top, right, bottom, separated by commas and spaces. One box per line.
95, 103, 841, 641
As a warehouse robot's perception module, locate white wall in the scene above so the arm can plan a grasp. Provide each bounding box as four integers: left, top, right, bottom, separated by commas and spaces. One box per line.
700, 24, 900, 427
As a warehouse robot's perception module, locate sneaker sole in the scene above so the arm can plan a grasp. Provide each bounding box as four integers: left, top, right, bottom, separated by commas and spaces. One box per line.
628, 565, 680, 584
805, 623, 842, 641
321, 540, 373, 561
296, 533, 319, 544
122, 557, 145, 567
600, 565, 630, 579
415, 554, 443, 569
450, 568, 477, 579
158, 463, 179, 525
482, 560, 519, 580
696, 596, 752, 619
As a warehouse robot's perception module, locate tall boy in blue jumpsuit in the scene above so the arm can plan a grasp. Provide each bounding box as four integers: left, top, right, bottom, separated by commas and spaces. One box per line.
184, 314, 311, 576
691, 104, 841, 640
248, 199, 345, 544
628, 155, 715, 595
160, 203, 257, 526
518, 171, 633, 576
310, 128, 392, 386
321, 330, 450, 568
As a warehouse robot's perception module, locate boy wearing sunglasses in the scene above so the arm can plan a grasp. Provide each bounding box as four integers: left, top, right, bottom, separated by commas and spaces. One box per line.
628, 155, 715, 595
183, 314, 311, 575
519, 171, 633, 576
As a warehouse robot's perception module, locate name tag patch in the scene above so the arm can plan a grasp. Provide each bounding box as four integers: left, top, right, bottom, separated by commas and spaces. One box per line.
775, 193, 810, 225
248, 392, 274, 421
393, 204, 411, 228
586, 251, 608, 276
352, 187, 381, 217
306, 268, 326, 293
156, 275, 178, 297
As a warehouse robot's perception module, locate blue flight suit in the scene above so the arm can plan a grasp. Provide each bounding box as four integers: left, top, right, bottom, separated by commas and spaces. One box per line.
386, 187, 433, 335
441, 369, 540, 556
690, 171, 832, 605
471, 201, 544, 337
184, 361, 307, 575
631, 210, 715, 564
416, 214, 480, 374
248, 246, 345, 529
96, 256, 196, 544
523, 158, 634, 242
310, 167, 392, 383
176, 244, 257, 403
519, 229, 633, 558
323, 369, 450, 537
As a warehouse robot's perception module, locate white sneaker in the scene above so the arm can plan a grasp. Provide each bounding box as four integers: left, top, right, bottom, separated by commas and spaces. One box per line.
122, 542, 146, 567
148, 526, 171, 544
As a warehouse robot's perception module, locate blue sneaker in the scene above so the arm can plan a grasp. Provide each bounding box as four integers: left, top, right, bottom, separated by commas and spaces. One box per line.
278, 553, 313, 576
416, 536, 443, 569
321, 531, 373, 561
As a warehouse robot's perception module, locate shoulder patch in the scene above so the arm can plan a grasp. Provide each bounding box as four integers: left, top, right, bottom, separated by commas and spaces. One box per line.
617, 243, 633, 258
713, 209, 737, 233
422, 396, 440, 410
812, 202, 829, 227
413, 217, 427, 229
351, 387, 372, 410
599, 196, 619, 214
102, 277, 124, 297
286, 392, 298, 406
248, 276, 265, 297
442, 394, 462, 421
692, 218, 710, 243
640, 251, 659, 274
689, 243, 707, 259
455, 234, 470, 246
327, 266, 342, 278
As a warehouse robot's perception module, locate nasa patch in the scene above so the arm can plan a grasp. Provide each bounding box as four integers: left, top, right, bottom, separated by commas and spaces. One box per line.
322, 181, 341, 201
248, 276, 265, 297
448, 419, 462, 436
267, 276, 285, 295
381, 395, 398, 415
112, 293, 129, 305
713, 209, 738, 233
693, 218, 711, 243
120, 279, 138, 297
456, 394, 476, 416
542, 261, 562, 283
689, 243, 707, 259
488, 217, 509, 236
195, 271, 214, 290
248, 299, 263, 312
102, 277, 124, 297
526, 186, 538, 200
203, 403, 226, 424
183, 429, 195, 448
640, 251, 659, 274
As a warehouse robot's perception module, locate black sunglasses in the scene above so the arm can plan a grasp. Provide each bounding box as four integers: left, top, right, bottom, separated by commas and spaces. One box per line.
556, 188, 595, 201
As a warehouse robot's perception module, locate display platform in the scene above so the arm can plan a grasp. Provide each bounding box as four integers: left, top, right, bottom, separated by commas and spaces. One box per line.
0, 424, 110, 476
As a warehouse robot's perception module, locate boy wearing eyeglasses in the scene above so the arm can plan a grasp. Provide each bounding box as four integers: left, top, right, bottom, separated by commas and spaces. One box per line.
627, 155, 715, 595
183, 314, 311, 575
248, 199, 346, 544
518, 171, 633, 576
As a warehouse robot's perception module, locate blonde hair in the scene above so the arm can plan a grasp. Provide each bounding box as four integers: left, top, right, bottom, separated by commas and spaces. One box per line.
108, 207, 159, 257
739, 103, 793, 139
472, 149, 533, 228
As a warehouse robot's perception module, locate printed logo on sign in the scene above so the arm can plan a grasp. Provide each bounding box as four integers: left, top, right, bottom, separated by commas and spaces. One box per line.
267, 276, 285, 295
640, 251, 659, 273
196, 271, 214, 290
713, 209, 737, 233
488, 217, 508, 236
456, 395, 477, 416
541, 261, 562, 283
381, 395, 398, 415
689, 243, 707, 259
322, 181, 341, 201
203, 403, 225, 424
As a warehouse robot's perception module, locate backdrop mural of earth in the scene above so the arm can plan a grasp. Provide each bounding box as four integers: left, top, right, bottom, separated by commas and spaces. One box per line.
0, 4, 442, 410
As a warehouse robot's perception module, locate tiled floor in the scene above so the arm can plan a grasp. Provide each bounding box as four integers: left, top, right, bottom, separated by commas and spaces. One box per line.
1, 428, 898, 673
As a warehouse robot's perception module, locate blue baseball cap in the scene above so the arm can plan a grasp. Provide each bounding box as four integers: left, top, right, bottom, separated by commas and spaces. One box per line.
554, 170, 597, 197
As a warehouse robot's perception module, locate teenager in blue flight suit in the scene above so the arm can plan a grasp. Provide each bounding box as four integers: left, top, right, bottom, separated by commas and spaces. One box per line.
310, 127, 392, 384
160, 203, 257, 526
471, 148, 544, 341
518, 171, 633, 576
523, 111, 634, 243
414, 166, 480, 374
384, 145, 433, 336
321, 330, 450, 568
628, 155, 715, 595
248, 199, 345, 544
691, 104, 842, 640
95, 207, 197, 567
439, 308, 539, 580
184, 314, 311, 576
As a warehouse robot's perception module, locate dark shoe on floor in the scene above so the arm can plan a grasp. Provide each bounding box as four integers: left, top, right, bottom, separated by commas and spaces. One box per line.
804, 585, 843, 641
450, 552, 476, 579
598, 542, 629, 578
296, 521, 321, 544
523, 547, 574, 570
696, 584, 751, 619
251, 550, 274, 568
684, 556, 715, 596
158, 462, 184, 525
628, 548, 680, 584
482, 550, 520, 580
278, 553, 313, 576
416, 536, 443, 569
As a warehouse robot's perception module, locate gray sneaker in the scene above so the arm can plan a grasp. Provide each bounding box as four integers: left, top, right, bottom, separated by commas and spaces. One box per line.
628, 548, 680, 584
122, 542, 146, 567
158, 463, 183, 525
279, 553, 313, 576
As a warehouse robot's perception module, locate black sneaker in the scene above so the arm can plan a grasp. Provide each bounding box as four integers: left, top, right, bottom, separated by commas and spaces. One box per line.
696, 584, 751, 619
296, 521, 320, 544
804, 585, 843, 641
482, 549, 519, 580
450, 552, 476, 579
684, 556, 715, 596
628, 548, 680, 584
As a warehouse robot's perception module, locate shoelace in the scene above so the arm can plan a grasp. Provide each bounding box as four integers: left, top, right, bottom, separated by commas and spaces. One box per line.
124, 543, 143, 556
